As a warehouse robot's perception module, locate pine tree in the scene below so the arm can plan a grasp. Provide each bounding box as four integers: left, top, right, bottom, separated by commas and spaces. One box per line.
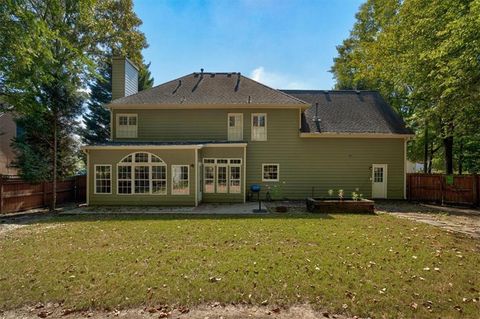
82, 61, 112, 144
81, 61, 154, 145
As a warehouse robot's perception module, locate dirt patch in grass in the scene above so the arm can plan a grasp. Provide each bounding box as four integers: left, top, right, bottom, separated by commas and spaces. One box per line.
0, 303, 355, 319
377, 200, 480, 238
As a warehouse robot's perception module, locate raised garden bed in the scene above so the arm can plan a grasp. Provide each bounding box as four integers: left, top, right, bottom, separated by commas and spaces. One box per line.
306, 197, 375, 214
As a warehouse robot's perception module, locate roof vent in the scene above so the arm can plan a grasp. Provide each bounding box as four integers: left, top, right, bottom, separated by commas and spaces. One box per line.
313, 102, 321, 133
248, 95, 251, 104
235, 73, 241, 92
172, 79, 182, 94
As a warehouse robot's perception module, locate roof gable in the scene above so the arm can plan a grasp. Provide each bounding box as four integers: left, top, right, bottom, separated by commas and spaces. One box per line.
110, 72, 307, 106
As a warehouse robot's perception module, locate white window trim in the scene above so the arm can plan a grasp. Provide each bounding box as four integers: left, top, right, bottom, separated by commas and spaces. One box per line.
171, 165, 190, 195
228, 113, 243, 141
116, 152, 167, 195
202, 158, 243, 194
203, 164, 216, 194
229, 165, 242, 194
262, 163, 280, 182
216, 165, 229, 193
251, 113, 267, 141
116, 113, 138, 138
94, 164, 112, 194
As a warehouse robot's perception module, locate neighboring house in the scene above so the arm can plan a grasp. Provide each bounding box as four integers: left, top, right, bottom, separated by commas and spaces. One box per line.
82, 57, 413, 206
0, 111, 18, 175
406, 161, 424, 173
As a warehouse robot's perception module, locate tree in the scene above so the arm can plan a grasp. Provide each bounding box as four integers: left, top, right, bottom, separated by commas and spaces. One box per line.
81, 60, 154, 145
0, 0, 147, 209
331, 0, 480, 174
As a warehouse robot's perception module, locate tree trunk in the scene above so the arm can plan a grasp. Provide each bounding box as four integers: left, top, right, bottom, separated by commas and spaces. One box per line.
443, 135, 454, 174
52, 116, 57, 211
423, 122, 429, 173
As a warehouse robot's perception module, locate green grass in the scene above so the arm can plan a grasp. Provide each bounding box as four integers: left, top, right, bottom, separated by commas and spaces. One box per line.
1, 213, 479, 318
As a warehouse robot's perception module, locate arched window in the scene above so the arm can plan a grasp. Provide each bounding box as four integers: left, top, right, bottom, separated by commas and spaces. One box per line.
117, 152, 167, 195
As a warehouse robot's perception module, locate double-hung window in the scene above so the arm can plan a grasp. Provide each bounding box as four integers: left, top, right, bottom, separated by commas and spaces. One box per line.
262, 164, 279, 182
94, 165, 111, 194
172, 165, 189, 195
117, 152, 166, 195
251, 113, 267, 141
116, 114, 137, 138
228, 113, 243, 141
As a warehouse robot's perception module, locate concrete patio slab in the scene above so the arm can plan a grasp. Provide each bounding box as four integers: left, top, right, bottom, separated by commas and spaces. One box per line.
61, 202, 266, 215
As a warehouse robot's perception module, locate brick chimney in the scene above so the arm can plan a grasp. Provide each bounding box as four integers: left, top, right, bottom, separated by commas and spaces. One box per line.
112, 56, 139, 100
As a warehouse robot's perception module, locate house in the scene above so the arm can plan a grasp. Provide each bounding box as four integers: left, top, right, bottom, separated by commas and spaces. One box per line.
0, 111, 19, 176
82, 57, 413, 206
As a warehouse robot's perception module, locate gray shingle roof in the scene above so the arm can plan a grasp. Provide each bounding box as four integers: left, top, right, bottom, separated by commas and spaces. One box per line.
281, 90, 413, 135
111, 72, 307, 106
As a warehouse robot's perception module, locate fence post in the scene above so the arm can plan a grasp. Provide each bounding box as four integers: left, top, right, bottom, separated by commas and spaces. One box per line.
473, 173, 479, 207
0, 176, 3, 214
74, 176, 78, 203
440, 175, 444, 205
407, 174, 411, 201
43, 181, 47, 207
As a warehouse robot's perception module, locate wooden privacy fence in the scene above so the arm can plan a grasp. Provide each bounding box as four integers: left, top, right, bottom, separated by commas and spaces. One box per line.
407, 173, 480, 207
0, 175, 86, 214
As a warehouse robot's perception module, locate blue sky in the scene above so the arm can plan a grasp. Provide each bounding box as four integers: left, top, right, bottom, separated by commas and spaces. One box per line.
135, 0, 363, 89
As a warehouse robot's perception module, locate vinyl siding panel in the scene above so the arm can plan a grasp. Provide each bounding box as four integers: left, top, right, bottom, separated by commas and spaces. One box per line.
124, 61, 138, 97
112, 109, 227, 140
88, 149, 196, 206
242, 109, 404, 200
109, 107, 405, 201
111, 59, 126, 100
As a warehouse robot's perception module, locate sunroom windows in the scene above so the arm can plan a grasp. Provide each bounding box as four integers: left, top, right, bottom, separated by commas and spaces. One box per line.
116, 114, 137, 138
172, 165, 189, 195
203, 158, 242, 194
117, 152, 167, 195
94, 165, 111, 194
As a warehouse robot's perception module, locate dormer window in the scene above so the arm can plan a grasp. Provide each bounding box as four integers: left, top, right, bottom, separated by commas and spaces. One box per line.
116, 114, 137, 138
251, 113, 267, 141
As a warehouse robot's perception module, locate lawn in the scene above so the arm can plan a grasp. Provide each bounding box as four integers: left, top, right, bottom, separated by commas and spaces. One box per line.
0, 213, 479, 318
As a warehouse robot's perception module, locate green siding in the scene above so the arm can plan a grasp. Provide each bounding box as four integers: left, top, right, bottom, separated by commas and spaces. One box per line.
241, 109, 405, 200
88, 149, 196, 206
107, 107, 406, 202
112, 109, 228, 141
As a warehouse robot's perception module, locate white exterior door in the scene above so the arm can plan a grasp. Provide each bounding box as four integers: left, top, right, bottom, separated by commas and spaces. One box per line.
228, 113, 243, 141
372, 164, 387, 198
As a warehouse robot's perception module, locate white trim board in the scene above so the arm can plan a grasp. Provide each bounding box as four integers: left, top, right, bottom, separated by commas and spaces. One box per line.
300, 132, 414, 139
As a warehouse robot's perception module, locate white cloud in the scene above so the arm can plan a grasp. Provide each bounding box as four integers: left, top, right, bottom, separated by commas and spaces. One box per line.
249, 66, 309, 89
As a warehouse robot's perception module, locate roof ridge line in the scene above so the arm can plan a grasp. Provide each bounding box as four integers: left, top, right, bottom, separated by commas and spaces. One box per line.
241, 75, 308, 105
